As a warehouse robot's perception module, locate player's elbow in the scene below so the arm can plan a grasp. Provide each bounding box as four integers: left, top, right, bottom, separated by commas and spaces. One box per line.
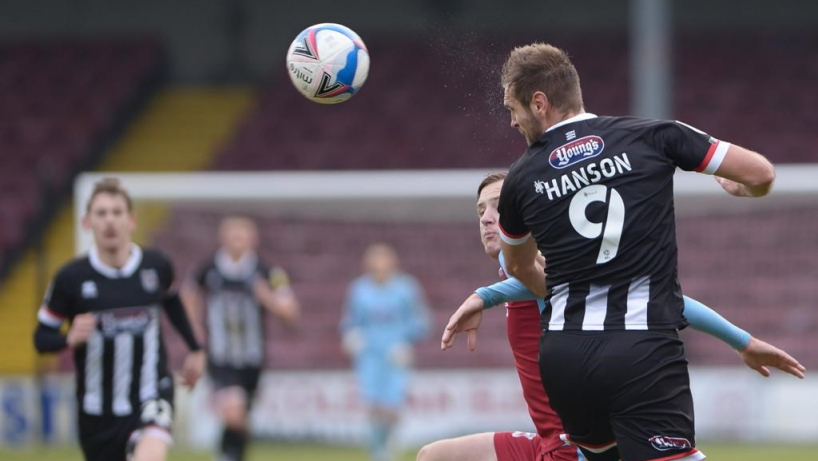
745, 162, 775, 197
504, 259, 523, 279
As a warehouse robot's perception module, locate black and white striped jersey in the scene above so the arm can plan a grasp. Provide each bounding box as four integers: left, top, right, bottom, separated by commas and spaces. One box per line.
498, 114, 731, 331
194, 251, 275, 369
37, 245, 174, 416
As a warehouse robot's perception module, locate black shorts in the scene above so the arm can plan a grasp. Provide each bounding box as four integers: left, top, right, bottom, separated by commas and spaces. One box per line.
78, 396, 174, 461
539, 330, 702, 461
208, 364, 262, 403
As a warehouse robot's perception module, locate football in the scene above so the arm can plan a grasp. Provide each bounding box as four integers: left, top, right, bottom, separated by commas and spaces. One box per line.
286, 23, 370, 104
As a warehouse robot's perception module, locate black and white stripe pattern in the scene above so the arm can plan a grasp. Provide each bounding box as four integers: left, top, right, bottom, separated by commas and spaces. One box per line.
207, 292, 264, 368
543, 276, 658, 331
81, 308, 162, 416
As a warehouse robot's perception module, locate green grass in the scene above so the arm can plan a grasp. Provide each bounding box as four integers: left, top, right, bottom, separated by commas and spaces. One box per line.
0, 442, 815, 460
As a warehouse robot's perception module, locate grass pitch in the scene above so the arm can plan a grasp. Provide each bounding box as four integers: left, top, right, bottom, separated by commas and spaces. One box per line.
0, 442, 815, 460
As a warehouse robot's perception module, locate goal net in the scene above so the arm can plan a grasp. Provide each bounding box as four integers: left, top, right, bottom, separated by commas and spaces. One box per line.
70, 167, 818, 446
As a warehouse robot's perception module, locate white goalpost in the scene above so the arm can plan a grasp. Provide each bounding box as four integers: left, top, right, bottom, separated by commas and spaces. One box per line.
72, 165, 818, 253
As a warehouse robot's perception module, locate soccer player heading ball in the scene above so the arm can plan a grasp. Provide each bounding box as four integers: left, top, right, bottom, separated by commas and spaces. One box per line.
494, 43, 791, 461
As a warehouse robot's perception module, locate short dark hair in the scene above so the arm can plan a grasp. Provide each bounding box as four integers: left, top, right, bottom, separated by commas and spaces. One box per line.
86, 178, 133, 213
477, 171, 508, 198
500, 43, 583, 113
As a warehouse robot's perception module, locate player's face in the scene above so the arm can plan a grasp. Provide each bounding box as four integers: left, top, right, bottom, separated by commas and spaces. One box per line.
477, 180, 503, 259
504, 85, 541, 146
84, 193, 135, 251
220, 219, 258, 257
364, 245, 398, 282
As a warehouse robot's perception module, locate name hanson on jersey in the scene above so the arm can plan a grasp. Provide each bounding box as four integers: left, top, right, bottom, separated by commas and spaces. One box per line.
535, 153, 632, 201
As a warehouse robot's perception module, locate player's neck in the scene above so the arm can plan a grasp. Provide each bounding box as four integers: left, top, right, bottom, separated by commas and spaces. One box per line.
543, 108, 584, 132
97, 243, 133, 269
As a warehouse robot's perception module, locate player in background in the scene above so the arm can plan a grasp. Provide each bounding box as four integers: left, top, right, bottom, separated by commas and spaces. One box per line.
496, 43, 790, 461
181, 216, 299, 461
341, 243, 431, 461
421, 172, 804, 461
33, 178, 205, 461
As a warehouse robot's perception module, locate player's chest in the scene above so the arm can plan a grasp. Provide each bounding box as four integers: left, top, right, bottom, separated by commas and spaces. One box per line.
358, 291, 405, 322
73, 269, 164, 312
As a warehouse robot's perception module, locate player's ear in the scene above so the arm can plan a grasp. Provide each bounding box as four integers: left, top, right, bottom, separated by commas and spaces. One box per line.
81, 214, 90, 230
532, 91, 549, 115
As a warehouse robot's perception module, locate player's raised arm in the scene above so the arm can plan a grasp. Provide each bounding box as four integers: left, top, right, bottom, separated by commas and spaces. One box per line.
683, 296, 804, 378
712, 144, 775, 197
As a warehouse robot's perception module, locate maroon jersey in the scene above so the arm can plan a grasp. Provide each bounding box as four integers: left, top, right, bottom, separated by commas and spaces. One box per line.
502, 268, 566, 454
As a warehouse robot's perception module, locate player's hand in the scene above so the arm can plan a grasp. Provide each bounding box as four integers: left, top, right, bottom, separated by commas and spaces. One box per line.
714, 176, 754, 197
181, 350, 206, 389
66, 313, 96, 348
738, 337, 806, 379
389, 342, 414, 368
341, 328, 365, 356
441, 293, 484, 352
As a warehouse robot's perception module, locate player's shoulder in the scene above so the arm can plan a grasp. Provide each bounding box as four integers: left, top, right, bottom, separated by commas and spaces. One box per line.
255, 258, 272, 274
394, 273, 421, 287
53, 255, 93, 282
589, 115, 673, 133
140, 247, 173, 268
196, 253, 219, 272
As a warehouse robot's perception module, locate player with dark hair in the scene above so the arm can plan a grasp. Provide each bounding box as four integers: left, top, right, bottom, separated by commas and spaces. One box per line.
421, 172, 804, 461
33, 178, 205, 461
494, 43, 792, 461
181, 215, 299, 461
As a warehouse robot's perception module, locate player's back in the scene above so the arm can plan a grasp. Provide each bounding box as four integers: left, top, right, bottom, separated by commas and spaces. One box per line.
499, 114, 730, 331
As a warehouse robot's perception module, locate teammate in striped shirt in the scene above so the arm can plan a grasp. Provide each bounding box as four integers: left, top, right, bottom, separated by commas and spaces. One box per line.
419, 172, 804, 461
182, 216, 299, 461
33, 178, 205, 461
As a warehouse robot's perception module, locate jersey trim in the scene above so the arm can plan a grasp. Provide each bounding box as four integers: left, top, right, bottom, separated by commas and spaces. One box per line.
214, 249, 259, 279
646, 448, 705, 461
38, 306, 65, 328
560, 434, 617, 452
499, 225, 531, 246
89, 244, 143, 279
695, 141, 730, 174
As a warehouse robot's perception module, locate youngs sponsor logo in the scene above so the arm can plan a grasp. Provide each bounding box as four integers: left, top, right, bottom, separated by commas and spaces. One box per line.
549, 135, 604, 169
649, 435, 692, 451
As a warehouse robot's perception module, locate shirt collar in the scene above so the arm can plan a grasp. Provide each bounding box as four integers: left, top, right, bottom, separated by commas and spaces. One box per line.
89, 244, 143, 279
215, 249, 258, 279
545, 112, 598, 133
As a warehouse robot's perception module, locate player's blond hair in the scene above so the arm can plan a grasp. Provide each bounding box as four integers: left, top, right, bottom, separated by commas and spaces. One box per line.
501, 43, 584, 113
86, 178, 133, 213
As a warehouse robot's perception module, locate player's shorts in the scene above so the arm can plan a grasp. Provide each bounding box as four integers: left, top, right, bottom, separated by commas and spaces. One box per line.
494, 431, 582, 461
208, 364, 262, 405
78, 397, 174, 461
354, 353, 407, 408
539, 330, 704, 461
